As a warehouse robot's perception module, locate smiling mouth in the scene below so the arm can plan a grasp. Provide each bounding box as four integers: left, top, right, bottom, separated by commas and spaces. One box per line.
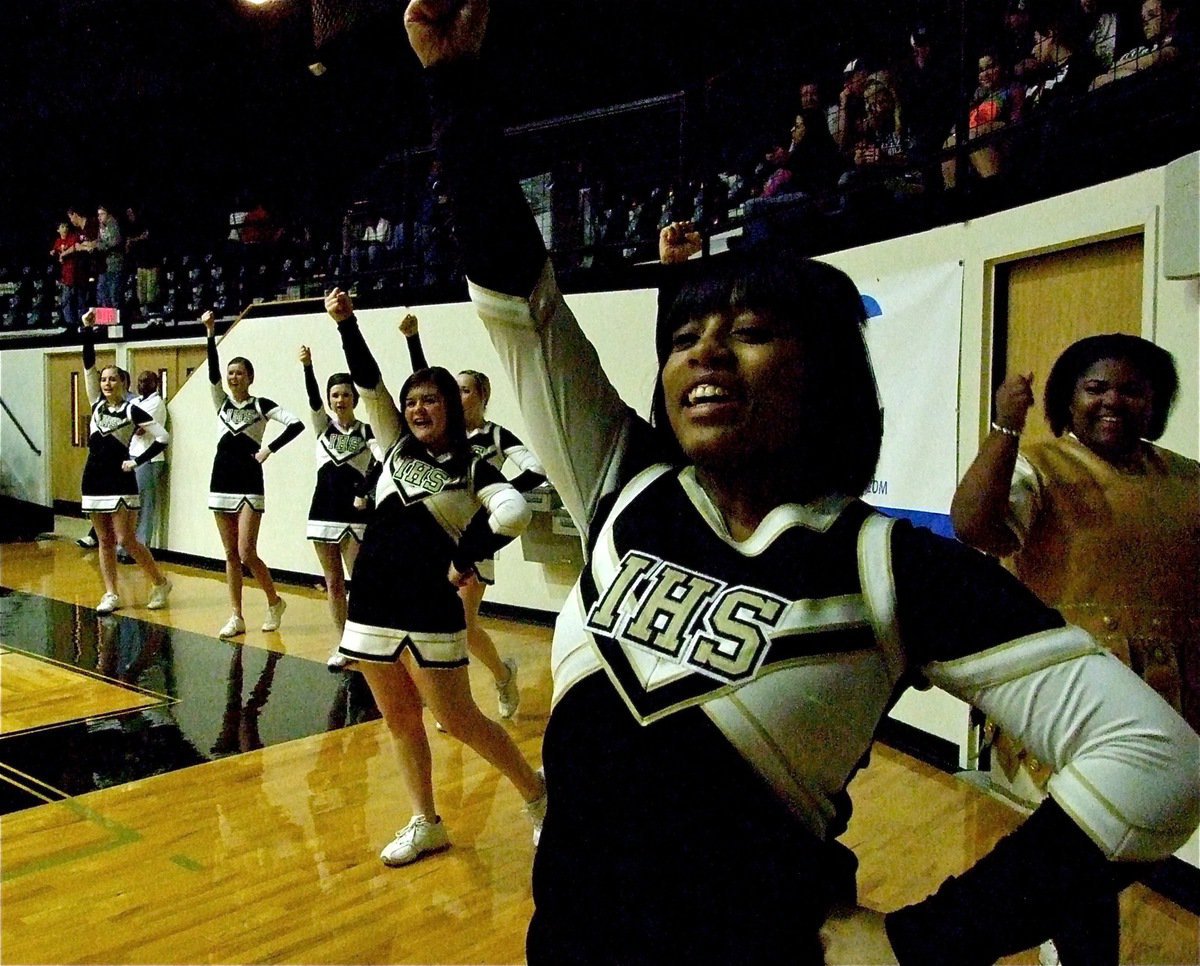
685, 382, 741, 408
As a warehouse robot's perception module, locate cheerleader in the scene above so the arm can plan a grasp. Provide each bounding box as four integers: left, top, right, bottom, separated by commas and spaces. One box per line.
404, 4, 1199, 962
79, 309, 172, 614
298, 344, 381, 666
202, 310, 304, 639
325, 287, 546, 868
401, 312, 546, 717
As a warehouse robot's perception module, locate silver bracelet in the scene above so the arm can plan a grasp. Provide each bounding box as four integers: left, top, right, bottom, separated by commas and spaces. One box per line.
991, 422, 1021, 438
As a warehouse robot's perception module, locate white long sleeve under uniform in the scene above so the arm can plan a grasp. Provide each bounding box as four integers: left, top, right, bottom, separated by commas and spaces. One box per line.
332, 315, 530, 667
301, 362, 380, 543
426, 60, 1200, 966
80, 330, 169, 512
205, 334, 303, 513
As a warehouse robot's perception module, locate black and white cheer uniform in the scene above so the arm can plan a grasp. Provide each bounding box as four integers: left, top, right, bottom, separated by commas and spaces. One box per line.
427, 60, 1199, 966
80, 329, 169, 513
406, 330, 547, 583
333, 316, 530, 667
206, 333, 304, 512
302, 362, 379, 543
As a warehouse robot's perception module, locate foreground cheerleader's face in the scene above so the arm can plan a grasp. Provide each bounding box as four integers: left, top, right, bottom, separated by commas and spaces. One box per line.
328, 383, 356, 420
661, 309, 809, 470
1068, 357, 1154, 463
457, 374, 486, 427
99, 367, 125, 402
405, 384, 450, 452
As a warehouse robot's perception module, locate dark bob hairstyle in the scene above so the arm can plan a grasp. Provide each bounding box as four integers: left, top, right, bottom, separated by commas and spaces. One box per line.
399, 366, 470, 457
1043, 333, 1178, 440
326, 371, 359, 405
650, 250, 883, 500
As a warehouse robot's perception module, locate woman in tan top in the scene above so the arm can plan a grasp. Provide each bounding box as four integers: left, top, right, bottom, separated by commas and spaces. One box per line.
952, 332, 1197, 966
952, 333, 1197, 730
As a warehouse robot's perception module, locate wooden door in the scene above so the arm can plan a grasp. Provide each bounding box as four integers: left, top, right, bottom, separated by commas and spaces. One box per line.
127, 344, 208, 403
48, 349, 115, 505
126, 347, 178, 403
177, 344, 207, 387
1000, 234, 1143, 446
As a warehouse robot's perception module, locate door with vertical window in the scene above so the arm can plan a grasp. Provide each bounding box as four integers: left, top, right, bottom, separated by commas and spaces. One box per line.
48, 349, 116, 506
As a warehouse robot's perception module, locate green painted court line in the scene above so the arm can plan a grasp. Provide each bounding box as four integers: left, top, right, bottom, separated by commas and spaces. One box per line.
0, 795, 142, 882
169, 854, 204, 872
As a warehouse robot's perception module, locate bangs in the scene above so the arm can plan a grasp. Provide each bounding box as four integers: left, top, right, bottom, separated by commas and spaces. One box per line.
659, 252, 867, 364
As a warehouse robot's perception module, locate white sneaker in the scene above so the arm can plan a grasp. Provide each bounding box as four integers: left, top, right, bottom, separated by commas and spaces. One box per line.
523, 768, 547, 846
218, 614, 246, 639
146, 580, 172, 610
262, 597, 287, 632
496, 657, 520, 719
326, 647, 350, 672
96, 592, 121, 615
380, 814, 450, 867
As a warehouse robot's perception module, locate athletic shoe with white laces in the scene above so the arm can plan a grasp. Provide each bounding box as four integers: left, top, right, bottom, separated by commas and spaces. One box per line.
523, 768, 547, 846
496, 657, 520, 719
261, 597, 287, 632
147, 580, 172, 610
77, 533, 98, 549
96, 592, 121, 615
380, 814, 450, 867
326, 647, 350, 672
218, 614, 246, 639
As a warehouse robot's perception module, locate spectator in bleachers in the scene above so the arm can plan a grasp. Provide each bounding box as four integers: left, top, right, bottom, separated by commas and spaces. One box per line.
93, 205, 124, 310
838, 76, 921, 205
896, 23, 958, 183
50, 220, 82, 328
743, 108, 845, 244
358, 208, 392, 271
999, 0, 1042, 79
797, 76, 839, 144
67, 206, 98, 312
124, 205, 159, 321
941, 50, 1025, 189
1023, 9, 1098, 111
1090, 0, 1190, 88
239, 200, 280, 246
1076, 0, 1124, 70
833, 58, 871, 158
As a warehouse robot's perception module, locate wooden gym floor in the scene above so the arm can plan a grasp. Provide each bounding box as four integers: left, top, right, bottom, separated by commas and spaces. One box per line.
1, 521, 1196, 964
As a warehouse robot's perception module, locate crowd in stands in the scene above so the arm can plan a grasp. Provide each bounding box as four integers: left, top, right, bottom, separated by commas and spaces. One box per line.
1, 0, 1192, 336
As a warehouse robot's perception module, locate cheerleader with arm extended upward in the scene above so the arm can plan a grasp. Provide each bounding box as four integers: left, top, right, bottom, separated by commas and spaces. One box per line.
202, 310, 304, 639
404, 2, 1200, 963
399, 310, 547, 717
325, 287, 546, 868
80, 309, 172, 614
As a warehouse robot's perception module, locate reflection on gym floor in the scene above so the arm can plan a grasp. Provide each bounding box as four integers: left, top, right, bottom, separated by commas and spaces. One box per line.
0, 588, 378, 816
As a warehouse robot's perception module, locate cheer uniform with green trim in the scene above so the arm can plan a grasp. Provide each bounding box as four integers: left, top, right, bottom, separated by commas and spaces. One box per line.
426, 59, 1199, 966
206, 333, 303, 512
333, 315, 531, 667
301, 361, 379, 542
80, 329, 168, 513
405, 329, 547, 583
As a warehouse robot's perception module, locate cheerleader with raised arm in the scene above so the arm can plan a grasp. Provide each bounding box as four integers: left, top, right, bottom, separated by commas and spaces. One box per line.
299, 344, 381, 668
79, 309, 172, 614
403, 3, 1199, 962
399, 311, 547, 717
202, 310, 304, 639
325, 287, 546, 868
